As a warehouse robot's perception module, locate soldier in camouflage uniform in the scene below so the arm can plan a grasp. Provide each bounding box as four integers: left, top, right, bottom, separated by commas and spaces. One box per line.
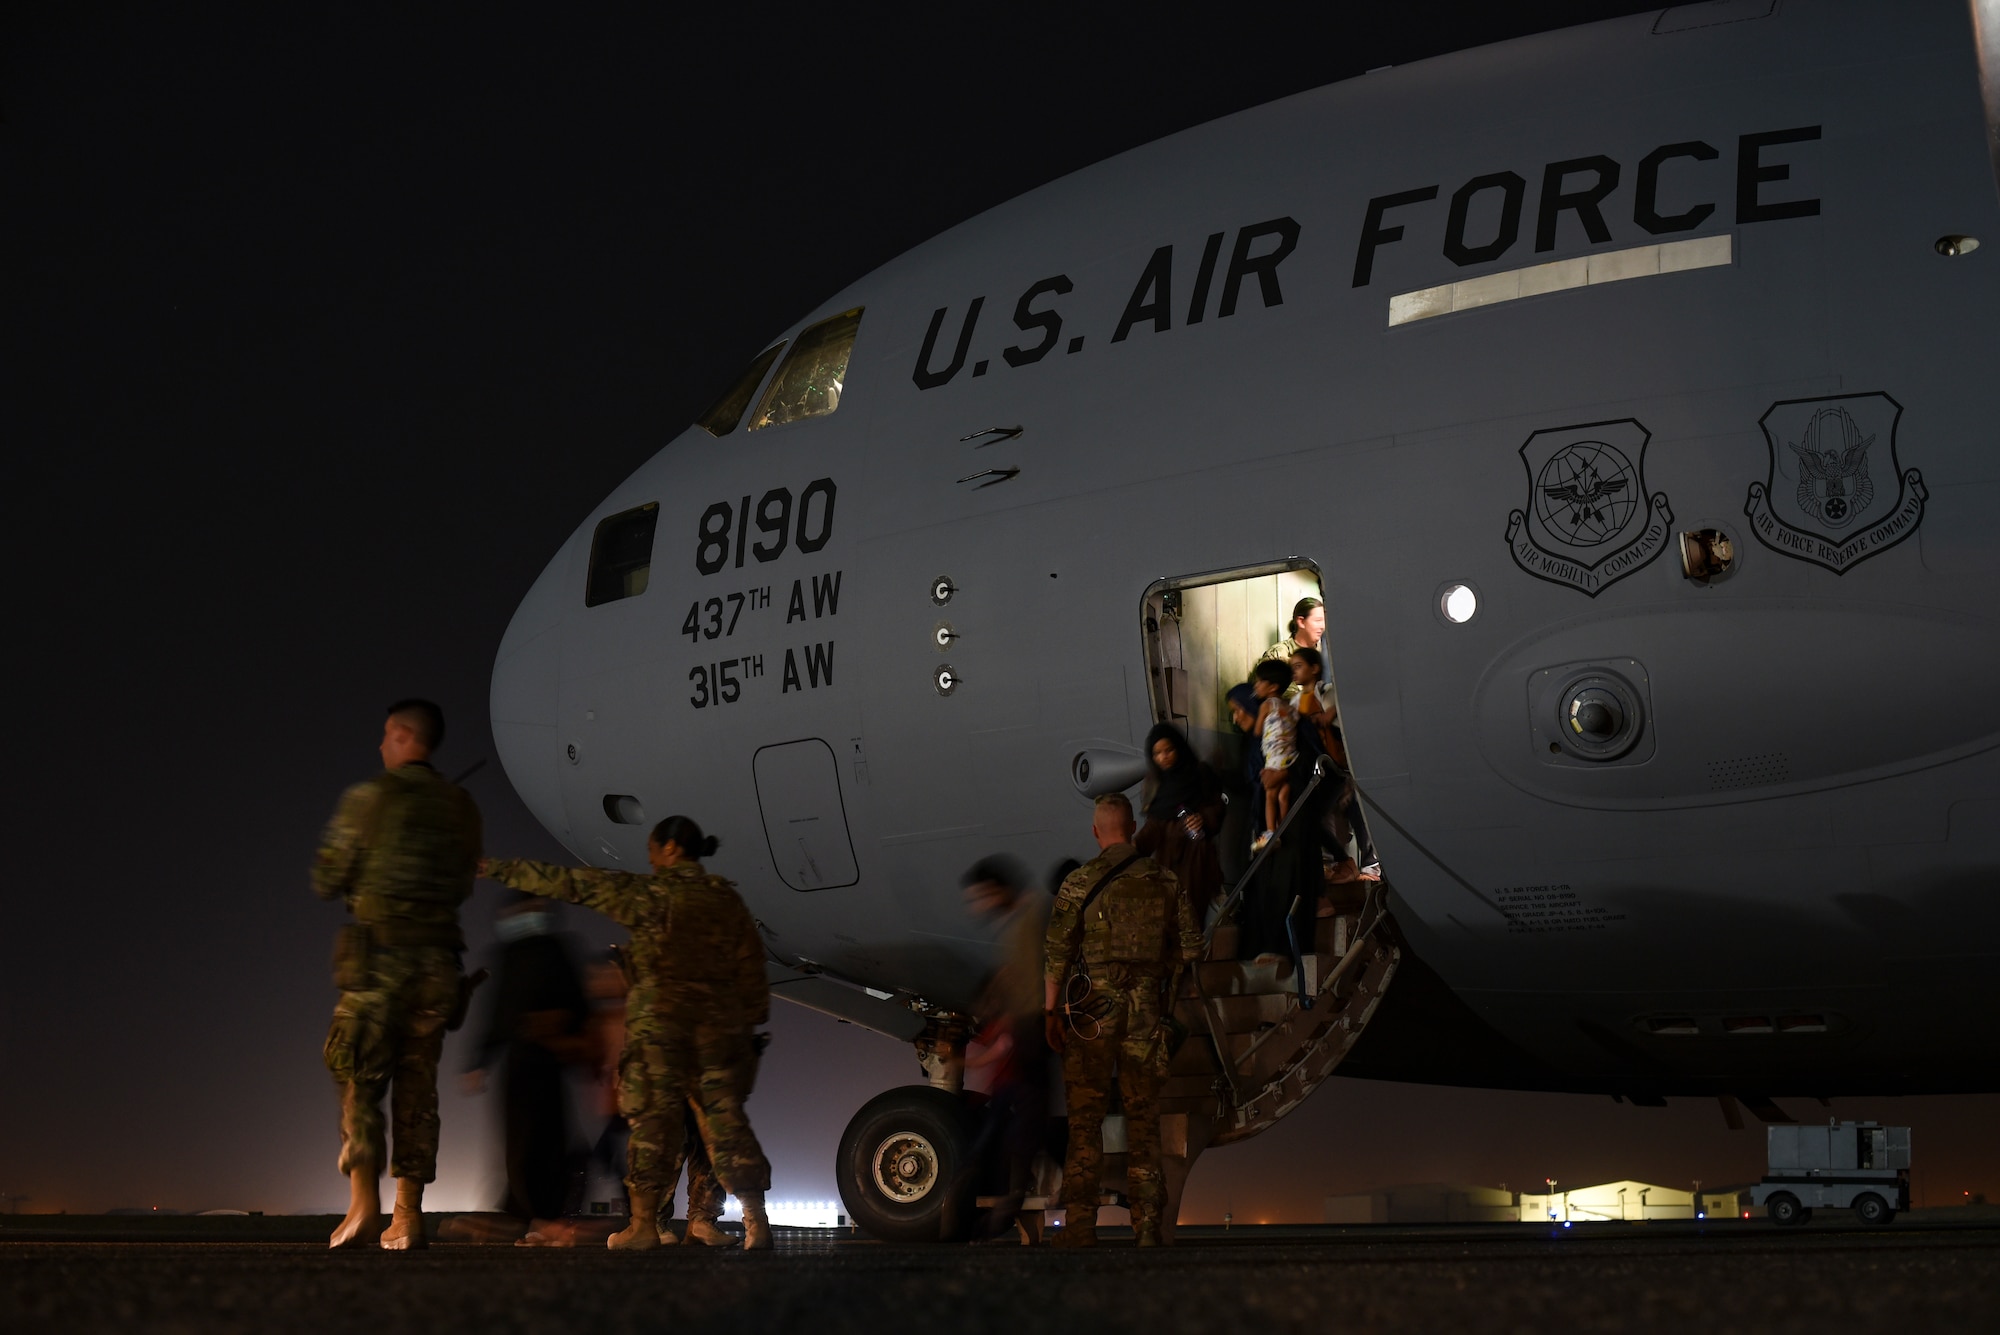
313, 699, 482, 1251
1043, 793, 1202, 1247
481, 815, 775, 1251
677, 1032, 766, 1247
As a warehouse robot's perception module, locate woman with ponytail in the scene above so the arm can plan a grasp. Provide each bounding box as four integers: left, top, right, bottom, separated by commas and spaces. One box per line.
480, 814, 773, 1251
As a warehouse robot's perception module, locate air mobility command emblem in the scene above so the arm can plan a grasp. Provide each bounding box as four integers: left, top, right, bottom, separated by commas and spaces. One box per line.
1505, 418, 1673, 596
1746, 392, 1925, 574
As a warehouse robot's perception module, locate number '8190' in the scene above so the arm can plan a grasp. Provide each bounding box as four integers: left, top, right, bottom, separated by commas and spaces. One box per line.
695, 478, 836, 576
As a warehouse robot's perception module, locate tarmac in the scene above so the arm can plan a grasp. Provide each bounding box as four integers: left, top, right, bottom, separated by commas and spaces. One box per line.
5, 1214, 2000, 1334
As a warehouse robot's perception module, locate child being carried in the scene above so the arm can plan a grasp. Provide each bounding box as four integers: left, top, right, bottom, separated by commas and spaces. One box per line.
1249, 659, 1297, 852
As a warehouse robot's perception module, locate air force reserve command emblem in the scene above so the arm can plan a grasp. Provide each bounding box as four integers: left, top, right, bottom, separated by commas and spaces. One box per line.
1505, 419, 1672, 596
1746, 392, 1926, 574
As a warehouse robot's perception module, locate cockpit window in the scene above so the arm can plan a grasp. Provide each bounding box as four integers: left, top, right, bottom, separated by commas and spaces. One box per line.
747, 307, 863, 431
697, 342, 786, 438
584, 502, 658, 607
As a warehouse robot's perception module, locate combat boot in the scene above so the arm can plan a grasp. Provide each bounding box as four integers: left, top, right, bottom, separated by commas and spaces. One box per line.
686, 1213, 740, 1248
739, 1192, 773, 1250
1049, 1207, 1097, 1247
1132, 1184, 1168, 1247
380, 1179, 427, 1251
608, 1190, 669, 1250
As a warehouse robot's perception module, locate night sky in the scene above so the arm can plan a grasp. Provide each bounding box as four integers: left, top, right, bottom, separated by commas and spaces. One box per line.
6, 3, 1998, 1222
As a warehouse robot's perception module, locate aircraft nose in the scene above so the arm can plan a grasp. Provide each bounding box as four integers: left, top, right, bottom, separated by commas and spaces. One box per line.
490, 548, 573, 845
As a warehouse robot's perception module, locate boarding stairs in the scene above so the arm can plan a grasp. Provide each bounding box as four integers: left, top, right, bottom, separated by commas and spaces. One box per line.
1160, 756, 1400, 1146
984, 763, 1401, 1241
1165, 887, 1396, 1144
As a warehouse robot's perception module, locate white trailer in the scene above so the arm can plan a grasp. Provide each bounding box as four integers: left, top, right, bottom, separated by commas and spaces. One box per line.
1751, 1122, 1910, 1227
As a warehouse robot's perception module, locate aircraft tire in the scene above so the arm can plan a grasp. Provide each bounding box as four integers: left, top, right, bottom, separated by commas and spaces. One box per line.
1766, 1192, 1805, 1227
836, 1085, 975, 1243
1853, 1193, 1893, 1227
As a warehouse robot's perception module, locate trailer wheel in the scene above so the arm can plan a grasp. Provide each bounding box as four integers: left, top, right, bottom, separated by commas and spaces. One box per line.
1853, 1193, 1893, 1227
1767, 1192, 1806, 1227
836, 1086, 975, 1243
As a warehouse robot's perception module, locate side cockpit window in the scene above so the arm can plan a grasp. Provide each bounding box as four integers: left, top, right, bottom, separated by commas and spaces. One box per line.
748, 307, 863, 431
697, 342, 787, 438
585, 502, 658, 606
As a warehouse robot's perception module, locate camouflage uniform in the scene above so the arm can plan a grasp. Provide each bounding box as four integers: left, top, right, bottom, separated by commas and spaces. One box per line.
1044, 844, 1201, 1243
482, 858, 771, 1202
680, 1035, 763, 1228
1259, 635, 1303, 666
313, 762, 481, 1181
1261, 636, 1307, 704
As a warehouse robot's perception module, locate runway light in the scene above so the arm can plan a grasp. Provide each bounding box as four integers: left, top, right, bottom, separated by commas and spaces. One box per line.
1563, 1221, 1572, 1229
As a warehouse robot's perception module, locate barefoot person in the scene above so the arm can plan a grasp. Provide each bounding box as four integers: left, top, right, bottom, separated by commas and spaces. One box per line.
480, 816, 774, 1251
312, 699, 482, 1250
1248, 660, 1299, 851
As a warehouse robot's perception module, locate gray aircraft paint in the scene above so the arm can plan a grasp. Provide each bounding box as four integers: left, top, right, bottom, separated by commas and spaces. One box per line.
492, 1, 2000, 1097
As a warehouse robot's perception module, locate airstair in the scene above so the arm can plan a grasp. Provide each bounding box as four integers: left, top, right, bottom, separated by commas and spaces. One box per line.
996, 763, 1402, 1239
1168, 878, 1399, 1148
1159, 760, 1400, 1167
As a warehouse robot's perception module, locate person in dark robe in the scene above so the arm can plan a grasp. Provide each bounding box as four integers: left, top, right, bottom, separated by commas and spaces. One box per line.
1133, 722, 1227, 925
1225, 682, 1323, 963
464, 892, 588, 1243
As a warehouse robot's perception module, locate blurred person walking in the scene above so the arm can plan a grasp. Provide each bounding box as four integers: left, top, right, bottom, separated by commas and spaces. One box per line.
961, 855, 1051, 1243
463, 893, 588, 1244
480, 816, 775, 1251
582, 952, 632, 1211
313, 699, 482, 1250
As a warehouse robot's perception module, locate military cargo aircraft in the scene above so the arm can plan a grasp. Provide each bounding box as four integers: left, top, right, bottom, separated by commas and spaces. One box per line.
489, 0, 2000, 1239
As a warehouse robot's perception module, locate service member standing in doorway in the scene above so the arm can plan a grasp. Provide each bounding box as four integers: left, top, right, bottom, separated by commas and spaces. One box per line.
480, 815, 775, 1251
313, 699, 483, 1250
1044, 794, 1202, 1247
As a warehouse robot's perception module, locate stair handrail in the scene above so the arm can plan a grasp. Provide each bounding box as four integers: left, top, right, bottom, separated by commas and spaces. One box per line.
1201, 753, 1337, 950
1186, 753, 1338, 1107
1214, 877, 1397, 1114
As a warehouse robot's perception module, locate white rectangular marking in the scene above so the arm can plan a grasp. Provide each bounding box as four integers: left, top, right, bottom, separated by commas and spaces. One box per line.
1517, 256, 1588, 298
1387, 234, 1732, 326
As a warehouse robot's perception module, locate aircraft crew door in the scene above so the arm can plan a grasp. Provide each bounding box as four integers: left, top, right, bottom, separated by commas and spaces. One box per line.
1140, 560, 1375, 877
1139, 558, 1398, 1159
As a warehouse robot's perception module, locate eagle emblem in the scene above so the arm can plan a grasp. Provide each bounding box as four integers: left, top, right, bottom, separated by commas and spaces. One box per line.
1786, 406, 1874, 529
1746, 392, 1925, 575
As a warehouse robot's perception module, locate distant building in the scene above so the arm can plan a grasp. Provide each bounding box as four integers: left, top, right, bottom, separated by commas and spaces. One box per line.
1324, 1183, 1518, 1224
1518, 1180, 1696, 1222
1327, 1179, 1741, 1224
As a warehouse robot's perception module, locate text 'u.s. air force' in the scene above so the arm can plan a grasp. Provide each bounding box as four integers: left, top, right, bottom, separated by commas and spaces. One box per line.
911, 218, 1300, 391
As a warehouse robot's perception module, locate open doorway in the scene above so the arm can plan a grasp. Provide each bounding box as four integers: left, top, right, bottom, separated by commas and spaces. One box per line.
1140, 560, 1378, 889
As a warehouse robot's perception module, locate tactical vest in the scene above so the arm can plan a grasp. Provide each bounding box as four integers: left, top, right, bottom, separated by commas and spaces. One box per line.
1080, 859, 1176, 970
350, 765, 477, 950
652, 868, 753, 985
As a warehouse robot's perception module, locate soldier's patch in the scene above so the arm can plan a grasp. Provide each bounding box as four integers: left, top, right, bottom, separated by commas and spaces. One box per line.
1745, 392, 1926, 574
1505, 418, 1673, 596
